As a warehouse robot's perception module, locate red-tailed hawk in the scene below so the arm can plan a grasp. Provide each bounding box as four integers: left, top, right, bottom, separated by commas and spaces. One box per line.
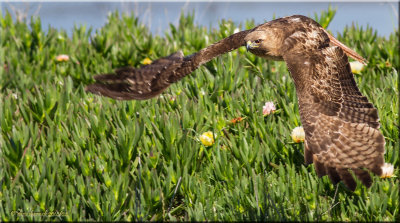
86, 15, 385, 191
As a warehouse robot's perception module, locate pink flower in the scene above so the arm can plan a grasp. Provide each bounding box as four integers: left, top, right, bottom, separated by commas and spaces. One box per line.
263, 101, 276, 116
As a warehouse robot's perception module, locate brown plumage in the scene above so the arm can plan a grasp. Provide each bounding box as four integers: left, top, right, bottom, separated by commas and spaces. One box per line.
86, 15, 386, 191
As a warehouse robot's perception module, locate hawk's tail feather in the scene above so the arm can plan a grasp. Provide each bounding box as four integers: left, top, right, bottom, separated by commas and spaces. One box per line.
304, 142, 314, 165
313, 158, 327, 177
353, 169, 373, 188
325, 167, 359, 191
317, 164, 373, 191
326, 166, 341, 185
338, 169, 357, 191
371, 160, 384, 176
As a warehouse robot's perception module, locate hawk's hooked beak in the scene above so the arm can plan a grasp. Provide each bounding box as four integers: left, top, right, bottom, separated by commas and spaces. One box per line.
246, 41, 259, 51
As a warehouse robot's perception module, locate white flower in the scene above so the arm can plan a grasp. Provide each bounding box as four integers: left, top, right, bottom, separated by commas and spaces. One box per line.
381, 163, 395, 178
263, 101, 276, 116
233, 27, 240, 34
350, 61, 365, 74
291, 126, 305, 143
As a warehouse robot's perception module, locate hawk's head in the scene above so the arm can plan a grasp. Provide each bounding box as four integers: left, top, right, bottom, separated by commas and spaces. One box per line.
244, 15, 325, 61
244, 26, 286, 61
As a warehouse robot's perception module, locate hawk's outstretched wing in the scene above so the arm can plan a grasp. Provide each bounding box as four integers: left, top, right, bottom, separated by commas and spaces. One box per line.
284, 46, 385, 191
85, 29, 252, 100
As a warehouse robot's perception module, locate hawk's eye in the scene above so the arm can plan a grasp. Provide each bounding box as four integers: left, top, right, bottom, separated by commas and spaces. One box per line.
254, 39, 262, 44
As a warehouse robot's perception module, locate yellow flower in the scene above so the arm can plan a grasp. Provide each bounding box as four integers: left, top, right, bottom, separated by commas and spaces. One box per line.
199, 131, 215, 147
380, 163, 395, 179
142, 57, 152, 65
55, 54, 69, 62
291, 126, 305, 143
263, 101, 276, 116
350, 61, 364, 74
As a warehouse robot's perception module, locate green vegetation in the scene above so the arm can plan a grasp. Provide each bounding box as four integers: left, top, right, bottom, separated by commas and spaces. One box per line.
0, 8, 398, 221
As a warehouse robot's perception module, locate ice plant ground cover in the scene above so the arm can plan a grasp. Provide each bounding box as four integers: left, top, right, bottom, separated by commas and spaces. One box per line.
0, 8, 398, 221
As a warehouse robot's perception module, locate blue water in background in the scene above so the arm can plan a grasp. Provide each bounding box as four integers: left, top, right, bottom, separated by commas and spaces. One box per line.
1, 2, 398, 38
